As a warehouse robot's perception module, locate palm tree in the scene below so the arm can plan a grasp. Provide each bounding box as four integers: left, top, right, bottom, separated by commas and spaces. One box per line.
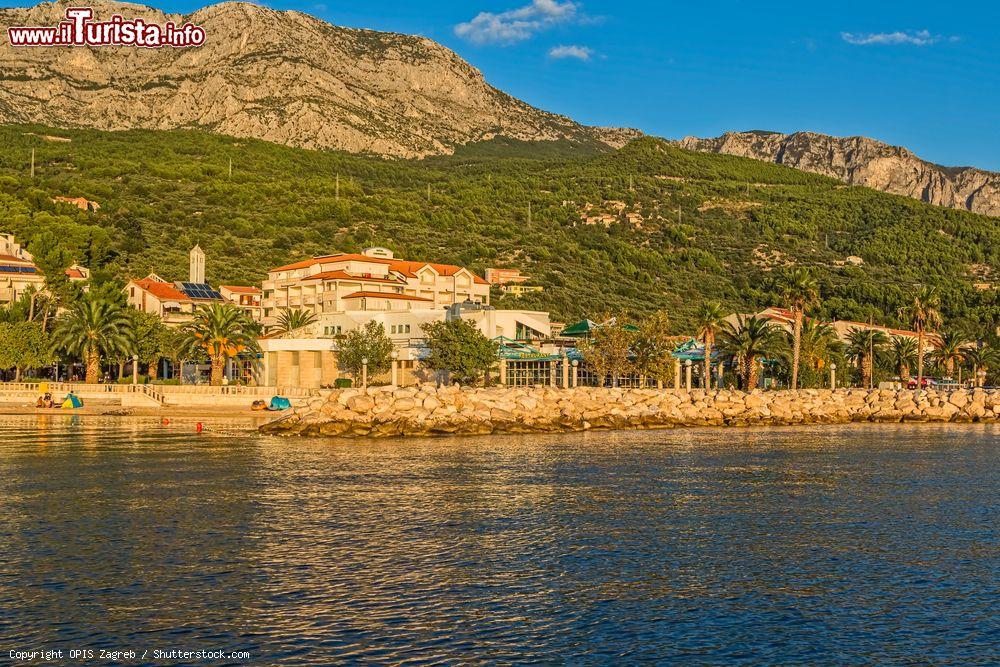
846, 327, 889, 389
184, 303, 261, 386
159, 328, 195, 384
51, 295, 130, 384
718, 316, 781, 390
899, 286, 942, 390
933, 330, 967, 379
888, 336, 918, 380
694, 302, 727, 390
276, 308, 318, 335
783, 319, 841, 386
964, 346, 996, 387
780, 268, 820, 390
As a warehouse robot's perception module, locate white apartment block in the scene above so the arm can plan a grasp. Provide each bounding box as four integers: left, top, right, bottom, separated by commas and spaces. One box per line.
261, 247, 491, 326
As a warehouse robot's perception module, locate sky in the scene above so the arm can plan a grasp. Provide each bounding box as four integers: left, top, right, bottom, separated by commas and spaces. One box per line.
14, 0, 1000, 169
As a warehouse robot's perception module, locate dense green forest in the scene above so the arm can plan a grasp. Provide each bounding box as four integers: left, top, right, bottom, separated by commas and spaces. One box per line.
1, 124, 999, 334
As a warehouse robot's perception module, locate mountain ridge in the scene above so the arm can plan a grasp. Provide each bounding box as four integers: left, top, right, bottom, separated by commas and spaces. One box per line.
679, 131, 1000, 217
0, 0, 638, 158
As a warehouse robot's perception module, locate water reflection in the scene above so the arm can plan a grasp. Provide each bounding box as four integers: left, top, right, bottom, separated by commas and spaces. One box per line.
0, 421, 997, 664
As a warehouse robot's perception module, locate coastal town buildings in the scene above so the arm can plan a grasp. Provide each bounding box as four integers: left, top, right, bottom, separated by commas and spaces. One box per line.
124, 246, 226, 326
485, 268, 529, 286
0, 233, 90, 307
726, 307, 935, 350
501, 284, 544, 297
261, 247, 490, 325
52, 196, 101, 212
255, 248, 553, 389
220, 285, 263, 321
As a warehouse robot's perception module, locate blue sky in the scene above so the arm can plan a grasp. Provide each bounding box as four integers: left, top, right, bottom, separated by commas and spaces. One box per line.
20, 0, 1000, 169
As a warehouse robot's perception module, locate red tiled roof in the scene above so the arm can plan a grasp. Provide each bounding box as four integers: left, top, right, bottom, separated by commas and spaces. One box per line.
221, 285, 261, 294
270, 254, 489, 285
0, 254, 33, 265
132, 278, 190, 302
342, 291, 434, 302
302, 270, 402, 284
65, 268, 85, 279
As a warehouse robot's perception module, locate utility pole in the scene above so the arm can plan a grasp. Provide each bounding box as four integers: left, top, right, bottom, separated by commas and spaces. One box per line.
528, 201, 532, 225
629, 174, 634, 192
677, 207, 682, 224
335, 173, 340, 200
427, 183, 432, 202
228, 157, 232, 179
30, 148, 35, 178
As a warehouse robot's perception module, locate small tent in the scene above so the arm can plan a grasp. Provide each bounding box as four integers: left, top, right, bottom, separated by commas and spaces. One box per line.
267, 396, 292, 411
61, 394, 83, 409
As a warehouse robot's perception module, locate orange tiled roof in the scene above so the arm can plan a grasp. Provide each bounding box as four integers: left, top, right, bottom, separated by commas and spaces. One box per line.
270, 254, 489, 285
342, 291, 434, 302
65, 268, 86, 279
0, 254, 33, 265
133, 278, 190, 302
302, 270, 402, 284
221, 285, 261, 294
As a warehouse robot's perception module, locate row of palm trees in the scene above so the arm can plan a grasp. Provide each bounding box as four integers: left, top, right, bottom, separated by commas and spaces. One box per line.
51, 295, 259, 385
691, 275, 995, 391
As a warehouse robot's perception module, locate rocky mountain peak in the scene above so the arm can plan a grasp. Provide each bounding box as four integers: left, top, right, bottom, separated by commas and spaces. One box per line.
0, 0, 638, 157
679, 131, 1000, 217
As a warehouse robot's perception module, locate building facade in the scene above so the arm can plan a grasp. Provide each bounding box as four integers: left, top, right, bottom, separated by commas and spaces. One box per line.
261, 247, 491, 326
124, 247, 225, 326
220, 285, 263, 321
0, 233, 89, 307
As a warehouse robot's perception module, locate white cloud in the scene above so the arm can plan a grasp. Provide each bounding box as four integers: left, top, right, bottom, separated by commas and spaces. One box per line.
455, 0, 580, 46
549, 44, 593, 60
841, 30, 953, 46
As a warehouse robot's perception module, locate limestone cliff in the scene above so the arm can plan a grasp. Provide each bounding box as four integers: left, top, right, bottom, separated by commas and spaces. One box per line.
0, 1, 638, 158
679, 131, 1000, 217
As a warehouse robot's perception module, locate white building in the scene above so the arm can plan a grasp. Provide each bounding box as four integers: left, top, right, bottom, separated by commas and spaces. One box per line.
0, 233, 89, 307
261, 247, 491, 326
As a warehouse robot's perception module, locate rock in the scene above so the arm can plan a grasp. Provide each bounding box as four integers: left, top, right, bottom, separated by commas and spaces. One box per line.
260, 386, 998, 439
346, 395, 375, 413
680, 131, 1000, 217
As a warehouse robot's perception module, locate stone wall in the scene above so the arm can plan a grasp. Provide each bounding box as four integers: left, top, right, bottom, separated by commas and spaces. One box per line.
260, 386, 1000, 438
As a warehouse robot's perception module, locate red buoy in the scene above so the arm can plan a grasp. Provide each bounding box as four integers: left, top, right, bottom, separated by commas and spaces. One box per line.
196, 422, 204, 434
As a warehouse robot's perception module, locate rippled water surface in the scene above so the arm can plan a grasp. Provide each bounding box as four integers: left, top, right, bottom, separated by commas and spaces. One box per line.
1, 418, 998, 665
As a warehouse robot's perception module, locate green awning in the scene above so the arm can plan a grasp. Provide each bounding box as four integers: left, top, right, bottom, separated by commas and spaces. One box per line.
560, 319, 598, 337
560, 319, 640, 337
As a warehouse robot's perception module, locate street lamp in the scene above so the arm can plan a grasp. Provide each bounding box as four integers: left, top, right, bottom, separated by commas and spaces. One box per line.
361, 356, 369, 390
390, 349, 399, 388
571, 359, 579, 388
830, 363, 837, 390
684, 359, 693, 391
132, 354, 139, 385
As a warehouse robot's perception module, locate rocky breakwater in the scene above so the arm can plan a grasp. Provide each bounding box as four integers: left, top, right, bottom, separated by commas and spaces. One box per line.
260, 386, 1000, 438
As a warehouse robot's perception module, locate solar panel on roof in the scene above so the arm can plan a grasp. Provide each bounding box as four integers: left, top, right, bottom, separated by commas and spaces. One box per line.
179, 282, 223, 300
0, 265, 37, 274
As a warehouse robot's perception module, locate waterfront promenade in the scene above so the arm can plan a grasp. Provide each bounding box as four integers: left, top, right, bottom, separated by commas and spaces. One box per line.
0, 382, 315, 411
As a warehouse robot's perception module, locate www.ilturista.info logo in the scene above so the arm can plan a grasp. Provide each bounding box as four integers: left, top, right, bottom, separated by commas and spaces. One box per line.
7, 7, 205, 48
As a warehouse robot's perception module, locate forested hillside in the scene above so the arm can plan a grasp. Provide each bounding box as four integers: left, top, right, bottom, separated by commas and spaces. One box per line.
2, 124, 999, 333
